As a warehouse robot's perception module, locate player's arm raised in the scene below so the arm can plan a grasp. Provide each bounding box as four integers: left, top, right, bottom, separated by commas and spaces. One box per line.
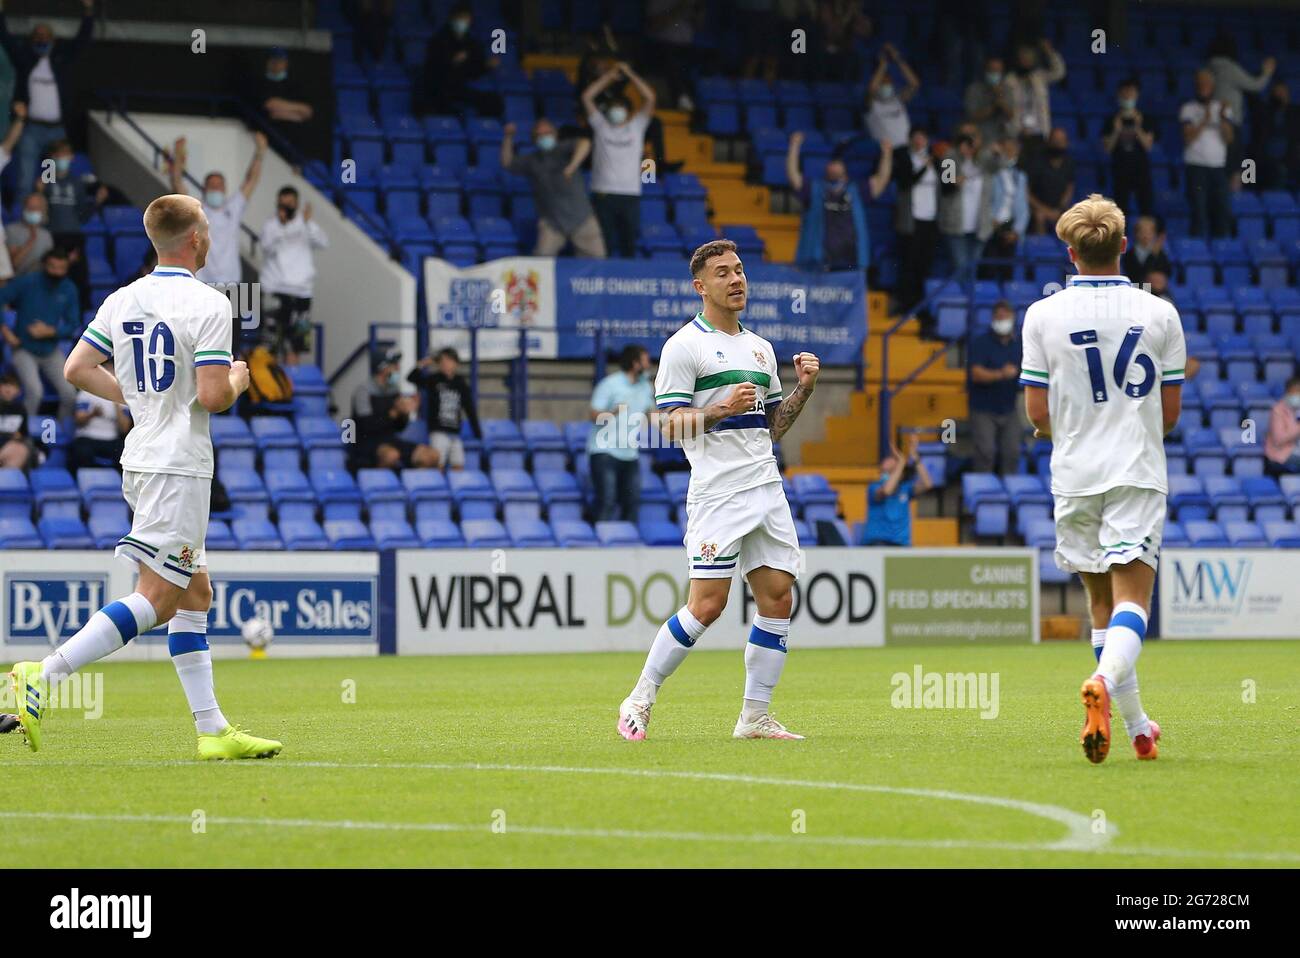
196, 360, 249, 414
768, 352, 819, 442
64, 339, 126, 405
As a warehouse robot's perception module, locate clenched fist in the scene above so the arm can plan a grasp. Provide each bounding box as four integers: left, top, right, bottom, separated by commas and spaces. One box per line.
721, 382, 758, 416
229, 360, 250, 394
793, 352, 820, 389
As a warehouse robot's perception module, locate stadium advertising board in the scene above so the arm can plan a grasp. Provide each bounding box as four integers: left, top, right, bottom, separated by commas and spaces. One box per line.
424, 257, 867, 365
1159, 549, 1300, 639
883, 552, 1039, 646
0, 551, 379, 659
394, 547, 1038, 655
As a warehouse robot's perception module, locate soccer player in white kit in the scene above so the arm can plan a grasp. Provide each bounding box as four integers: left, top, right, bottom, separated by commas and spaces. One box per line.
616, 240, 820, 741
7, 194, 282, 759
1020, 194, 1185, 764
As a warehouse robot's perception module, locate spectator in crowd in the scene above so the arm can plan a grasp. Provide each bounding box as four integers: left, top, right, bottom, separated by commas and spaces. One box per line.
1027, 126, 1075, 234
352, 348, 441, 470
0, 0, 94, 198
343, 0, 394, 64
0, 371, 35, 468
5, 192, 51, 276
864, 43, 918, 148
1122, 215, 1172, 286
587, 344, 653, 522
575, 38, 678, 175
788, 131, 892, 272
736, 0, 780, 80
258, 186, 327, 363
939, 129, 998, 278
892, 127, 942, 315
69, 388, 129, 473
582, 62, 654, 259
1206, 31, 1275, 183
965, 56, 1013, 150
1004, 38, 1065, 164
168, 131, 267, 286
1180, 69, 1234, 238
816, 0, 865, 82
1101, 78, 1156, 215
406, 347, 481, 471
248, 48, 315, 158
37, 138, 106, 308
1145, 268, 1176, 306
0, 248, 78, 417
859, 434, 932, 546
416, 4, 501, 117
968, 300, 1023, 475
0, 99, 25, 283
644, 0, 698, 110
980, 135, 1029, 280
1266, 376, 1300, 473
502, 120, 605, 257
1253, 79, 1300, 190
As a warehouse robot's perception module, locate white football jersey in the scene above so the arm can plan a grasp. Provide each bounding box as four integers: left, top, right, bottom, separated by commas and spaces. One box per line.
1020, 274, 1186, 497
80, 266, 234, 479
655, 312, 783, 501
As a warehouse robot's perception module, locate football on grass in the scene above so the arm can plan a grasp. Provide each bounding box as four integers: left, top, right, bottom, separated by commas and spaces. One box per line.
241, 617, 275, 651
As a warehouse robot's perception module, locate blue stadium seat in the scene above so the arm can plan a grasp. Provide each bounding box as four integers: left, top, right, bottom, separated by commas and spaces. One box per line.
595, 520, 641, 546
1224, 520, 1267, 548
31, 467, 78, 506
1184, 519, 1229, 548
308, 448, 348, 473
206, 518, 236, 550
312, 469, 362, 504
357, 468, 407, 504
664, 472, 691, 505
77, 468, 122, 504
1262, 520, 1300, 548
40, 516, 95, 549
792, 518, 813, 545
1168, 474, 1211, 520
481, 419, 526, 452
265, 469, 314, 506
220, 468, 269, 504
549, 519, 595, 546
562, 420, 590, 456
296, 417, 343, 450
1204, 476, 1248, 523
1279, 475, 1300, 513
0, 516, 42, 547
506, 516, 556, 548
280, 518, 331, 550
87, 501, 129, 548
461, 518, 511, 548
210, 416, 255, 450
402, 468, 451, 502
324, 518, 377, 550
1241, 476, 1287, 522
285, 365, 329, 397
370, 519, 421, 549
248, 416, 300, 450
417, 518, 465, 547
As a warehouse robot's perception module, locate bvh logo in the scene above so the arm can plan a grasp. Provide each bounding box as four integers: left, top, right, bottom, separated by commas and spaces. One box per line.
6, 575, 108, 644
1171, 559, 1251, 613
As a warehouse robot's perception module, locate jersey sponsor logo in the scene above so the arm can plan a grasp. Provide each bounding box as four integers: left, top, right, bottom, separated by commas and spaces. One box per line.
715, 350, 727, 363
4, 574, 109, 643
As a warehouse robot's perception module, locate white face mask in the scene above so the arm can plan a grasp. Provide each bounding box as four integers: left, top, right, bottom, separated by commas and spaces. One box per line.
607, 106, 628, 125
991, 319, 1014, 336
1287, 392, 1300, 410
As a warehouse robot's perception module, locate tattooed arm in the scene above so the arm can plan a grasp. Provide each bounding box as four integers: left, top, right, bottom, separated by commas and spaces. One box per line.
658, 384, 757, 442
767, 352, 820, 442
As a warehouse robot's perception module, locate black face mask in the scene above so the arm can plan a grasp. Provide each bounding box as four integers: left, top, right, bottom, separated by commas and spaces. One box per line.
1047, 145, 1066, 158
280, 205, 297, 219
902, 463, 917, 482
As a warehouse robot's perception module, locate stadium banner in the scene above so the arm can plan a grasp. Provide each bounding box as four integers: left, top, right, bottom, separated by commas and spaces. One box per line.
0, 551, 380, 660
882, 551, 1039, 646
423, 257, 866, 365
393, 547, 1037, 655
1159, 549, 1300, 639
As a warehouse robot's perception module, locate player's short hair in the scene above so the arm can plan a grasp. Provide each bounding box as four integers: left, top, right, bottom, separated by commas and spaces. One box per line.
992, 298, 1013, 315
618, 343, 646, 371
1055, 193, 1126, 268
143, 194, 204, 254
436, 347, 460, 364
278, 186, 299, 201
42, 247, 69, 263
0, 372, 18, 387
47, 139, 72, 157
689, 239, 739, 277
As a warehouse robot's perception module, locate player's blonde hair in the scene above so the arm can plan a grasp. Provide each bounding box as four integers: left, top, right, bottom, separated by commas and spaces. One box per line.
1055, 193, 1126, 268
143, 193, 204, 255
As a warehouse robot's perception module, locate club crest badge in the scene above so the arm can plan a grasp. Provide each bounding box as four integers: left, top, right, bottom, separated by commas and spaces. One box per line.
698, 542, 718, 563
177, 545, 196, 571
753, 350, 768, 369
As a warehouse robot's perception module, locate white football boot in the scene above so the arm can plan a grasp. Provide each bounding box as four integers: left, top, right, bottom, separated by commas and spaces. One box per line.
733, 712, 805, 740
617, 697, 652, 741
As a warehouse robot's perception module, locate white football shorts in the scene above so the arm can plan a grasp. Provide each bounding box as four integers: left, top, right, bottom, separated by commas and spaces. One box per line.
682, 480, 802, 580
115, 470, 211, 589
1053, 485, 1166, 575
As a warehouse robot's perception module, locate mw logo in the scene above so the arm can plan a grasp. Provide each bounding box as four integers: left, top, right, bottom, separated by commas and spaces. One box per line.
1172, 559, 1251, 609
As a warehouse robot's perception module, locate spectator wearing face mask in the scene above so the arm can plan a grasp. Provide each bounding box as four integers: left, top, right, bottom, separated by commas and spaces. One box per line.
1180, 69, 1234, 239
1122, 216, 1172, 287
587, 344, 654, 523
502, 119, 604, 257
968, 299, 1023, 475
965, 56, 1013, 149
939, 130, 1000, 280
0, 0, 94, 198
980, 136, 1029, 281
416, 4, 502, 118
249, 47, 316, 158
0, 247, 79, 417
582, 62, 655, 260
788, 132, 892, 273
1004, 38, 1065, 166
352, 348, 441, 471
1101, 78, 1156, 216
1027, 126, 1075, 234
864, 43, 918, 148
168, 131, 266, 286
1266, 377, 1300, 474
5, 192, 51, 275
258, 186, 327, 363
36, 138, 106, 308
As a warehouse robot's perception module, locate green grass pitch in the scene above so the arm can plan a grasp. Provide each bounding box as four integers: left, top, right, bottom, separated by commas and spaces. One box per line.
1, 640, 1296, 867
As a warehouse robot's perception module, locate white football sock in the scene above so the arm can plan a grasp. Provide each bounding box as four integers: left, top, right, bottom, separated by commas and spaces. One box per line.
42, 592, 157, 685
1093, 627, 1150, 739
742, 614, 789, 720
1096, 601, 1147, 692
168, 609, 228, 734
635, 606, 708, 701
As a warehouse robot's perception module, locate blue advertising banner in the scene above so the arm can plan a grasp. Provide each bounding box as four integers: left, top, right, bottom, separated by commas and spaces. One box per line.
425, 257, 866, 365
